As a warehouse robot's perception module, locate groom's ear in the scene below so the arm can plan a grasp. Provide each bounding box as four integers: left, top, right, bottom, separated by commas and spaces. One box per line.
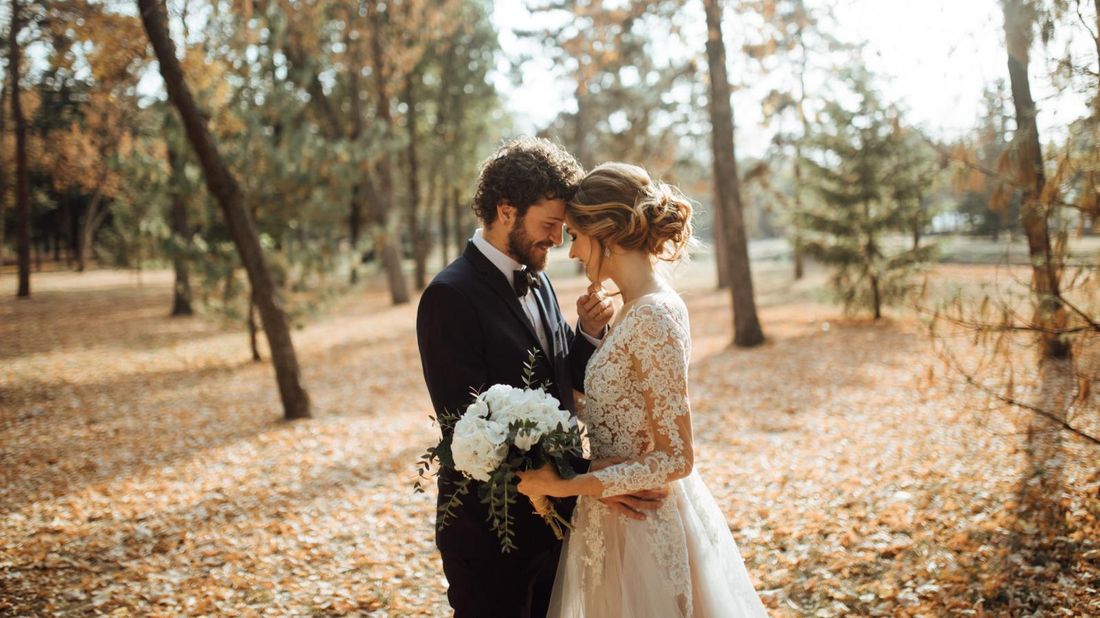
496, 201, 517, 226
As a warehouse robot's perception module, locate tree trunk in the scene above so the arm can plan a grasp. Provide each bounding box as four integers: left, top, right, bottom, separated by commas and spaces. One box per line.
792, 238, 805, 279
574, 81, 591, 170
52, 227, 62, 262
704, 0, 765, 347
0, 63, 7, 270
367, 0, 410, 305
248, 293, 261, 362
139, 0, 310, 419
870, 272, 882, 320
1002, 0, 1070, 359
1094, 0, 1100, 117
405, 71, 428, 291
712, 191, 731, 288
452, 188, 465, 258
346, 15, 365, 287
11, 0, 30, 298
348, 184, 364, 285
167, 139, 193, 316
77, 191, 109, 272
439, 192, 451, 268
912, 193, 925, 250
792, 18, 809, 282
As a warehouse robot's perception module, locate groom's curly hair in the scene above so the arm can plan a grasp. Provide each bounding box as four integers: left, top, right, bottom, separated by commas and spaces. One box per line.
472, 136, 584, 226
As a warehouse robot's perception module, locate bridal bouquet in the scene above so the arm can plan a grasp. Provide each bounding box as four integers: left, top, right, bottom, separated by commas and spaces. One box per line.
416, 351, 584, 553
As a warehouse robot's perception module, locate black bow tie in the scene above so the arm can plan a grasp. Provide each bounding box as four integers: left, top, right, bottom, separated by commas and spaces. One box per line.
513, 268, 541, 297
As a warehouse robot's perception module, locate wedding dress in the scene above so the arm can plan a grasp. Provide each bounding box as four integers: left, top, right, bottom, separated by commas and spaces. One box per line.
549, 290, 769, 617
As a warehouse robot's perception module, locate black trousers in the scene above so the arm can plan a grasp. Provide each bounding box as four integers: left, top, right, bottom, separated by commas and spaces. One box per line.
440, 543, 562, 618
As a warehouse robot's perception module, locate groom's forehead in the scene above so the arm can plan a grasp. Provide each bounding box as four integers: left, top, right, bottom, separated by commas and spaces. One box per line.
528, 197, 566, 220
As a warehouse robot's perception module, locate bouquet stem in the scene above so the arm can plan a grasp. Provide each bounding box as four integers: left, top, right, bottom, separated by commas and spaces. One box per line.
528, 495, 572, 540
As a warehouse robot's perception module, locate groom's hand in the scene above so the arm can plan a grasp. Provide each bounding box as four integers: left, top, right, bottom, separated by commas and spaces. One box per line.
577, 285, 613, 338
591, 457, 668, 521
601, 490, 667, 521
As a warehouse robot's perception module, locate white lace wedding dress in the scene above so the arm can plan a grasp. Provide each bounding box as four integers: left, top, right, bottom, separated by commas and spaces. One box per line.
549, 290, 769, 617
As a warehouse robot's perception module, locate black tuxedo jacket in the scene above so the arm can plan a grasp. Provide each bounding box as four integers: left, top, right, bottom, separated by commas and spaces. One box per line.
416, 241, 596, 559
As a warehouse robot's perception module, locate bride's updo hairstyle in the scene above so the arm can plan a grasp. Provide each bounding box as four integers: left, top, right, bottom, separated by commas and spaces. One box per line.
567, 162, 694, 262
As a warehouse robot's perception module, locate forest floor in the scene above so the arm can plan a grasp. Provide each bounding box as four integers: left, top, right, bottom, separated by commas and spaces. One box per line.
1, 260, 1098, 617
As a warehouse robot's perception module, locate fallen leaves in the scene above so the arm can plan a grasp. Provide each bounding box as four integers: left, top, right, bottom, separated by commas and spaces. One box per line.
1, 264, 1097, 616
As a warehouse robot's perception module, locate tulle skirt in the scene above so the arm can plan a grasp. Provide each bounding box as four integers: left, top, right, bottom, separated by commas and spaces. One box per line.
548, 471, 769, 618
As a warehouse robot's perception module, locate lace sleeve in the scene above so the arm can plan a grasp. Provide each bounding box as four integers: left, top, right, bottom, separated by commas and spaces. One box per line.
591, 303, 694, 497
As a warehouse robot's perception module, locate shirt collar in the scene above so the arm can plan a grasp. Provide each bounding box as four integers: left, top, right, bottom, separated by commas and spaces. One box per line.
472, 228, 524, 286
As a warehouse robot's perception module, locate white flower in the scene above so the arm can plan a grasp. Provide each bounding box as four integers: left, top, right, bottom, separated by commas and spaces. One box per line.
465, 398, 489, 419
490, 388, 566, 428
451, 412, 509, 482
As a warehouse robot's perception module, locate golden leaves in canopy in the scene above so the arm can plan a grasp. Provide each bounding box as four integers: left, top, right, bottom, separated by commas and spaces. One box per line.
50, 104, 125, 199
65, 9, 150, 86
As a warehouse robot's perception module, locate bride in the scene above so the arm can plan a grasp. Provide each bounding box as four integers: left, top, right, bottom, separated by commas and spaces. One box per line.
517, 162, 769, 617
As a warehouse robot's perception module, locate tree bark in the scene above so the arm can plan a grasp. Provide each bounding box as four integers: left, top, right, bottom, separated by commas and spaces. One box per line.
166, 138, 193, 316
77, 189, 109, 272
712, 190, 731, 288
870, 273, 882, 320
704, 0, 765, 347
1002, 0, 1070, 359
248, 293, 261, 362
439, 192, 451, 268
405, 71, 428, 290
574, 80, 591, 170
348, 185, 364, 285
367, 1, 410, 305
11, 0, 30, 298
345, 12, 365, 286
0, 61, 7, 269
138, 0, 310, 419
1094, 0, 1100, 117
452, 188, 464, 258
792, 237, 805, 279
791, 12, 809, 282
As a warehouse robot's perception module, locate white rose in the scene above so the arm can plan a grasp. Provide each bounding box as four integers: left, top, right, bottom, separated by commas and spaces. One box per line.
482, 384, 520, 412
465, 398, 489, 419
451, 412, 509, 482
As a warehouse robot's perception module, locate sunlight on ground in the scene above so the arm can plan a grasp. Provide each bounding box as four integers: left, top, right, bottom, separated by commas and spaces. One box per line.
1, 263, 1097, 616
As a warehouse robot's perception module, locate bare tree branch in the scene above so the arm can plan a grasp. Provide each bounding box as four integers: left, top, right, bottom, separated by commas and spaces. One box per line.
938, 346, 1100, 446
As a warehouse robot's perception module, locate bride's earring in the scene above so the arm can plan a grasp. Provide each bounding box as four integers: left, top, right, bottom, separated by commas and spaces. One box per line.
603, 247, 611, 257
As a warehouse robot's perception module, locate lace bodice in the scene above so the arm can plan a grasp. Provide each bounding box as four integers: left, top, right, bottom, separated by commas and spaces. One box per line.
572, 290, 697, 612
553, 291, 769, 617
585, 291, 694, 496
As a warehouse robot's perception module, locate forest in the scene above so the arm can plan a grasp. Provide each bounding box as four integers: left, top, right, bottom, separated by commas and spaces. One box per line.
1, 0, 1098, 615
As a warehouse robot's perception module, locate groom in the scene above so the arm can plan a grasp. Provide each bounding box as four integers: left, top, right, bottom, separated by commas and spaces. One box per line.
417, 137, 653, 617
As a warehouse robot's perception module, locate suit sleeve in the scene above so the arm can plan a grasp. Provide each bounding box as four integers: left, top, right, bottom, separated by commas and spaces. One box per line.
565, 321, 597, 394
416, 282, 488, 436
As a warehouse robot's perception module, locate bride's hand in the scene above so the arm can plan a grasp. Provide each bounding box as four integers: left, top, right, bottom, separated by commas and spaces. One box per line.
577, 285, 613, 338
516, 464, 565, 498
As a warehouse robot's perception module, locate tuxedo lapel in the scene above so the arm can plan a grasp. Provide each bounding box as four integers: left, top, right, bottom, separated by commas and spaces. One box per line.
531, 278, 556, 359
461, 242, 545, 355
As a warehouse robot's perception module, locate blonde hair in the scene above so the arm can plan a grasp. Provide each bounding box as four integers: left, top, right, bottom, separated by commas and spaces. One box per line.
567, 162, 694, 262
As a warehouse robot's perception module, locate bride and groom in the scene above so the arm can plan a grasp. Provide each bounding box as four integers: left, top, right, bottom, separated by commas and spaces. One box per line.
416, 136, 768, 617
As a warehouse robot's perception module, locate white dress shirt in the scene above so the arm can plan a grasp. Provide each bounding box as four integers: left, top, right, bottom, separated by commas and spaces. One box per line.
471, 229, 601, 354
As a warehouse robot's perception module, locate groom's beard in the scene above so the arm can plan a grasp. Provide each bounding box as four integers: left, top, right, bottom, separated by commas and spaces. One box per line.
508, 217, 552, 271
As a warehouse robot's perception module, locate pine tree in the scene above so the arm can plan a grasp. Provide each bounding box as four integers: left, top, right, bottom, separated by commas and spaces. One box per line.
798, 68, 934, 319
951, 81, 1022, 240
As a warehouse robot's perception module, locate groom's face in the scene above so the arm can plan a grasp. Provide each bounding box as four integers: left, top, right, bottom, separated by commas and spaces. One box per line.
507, 197, 566, 271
